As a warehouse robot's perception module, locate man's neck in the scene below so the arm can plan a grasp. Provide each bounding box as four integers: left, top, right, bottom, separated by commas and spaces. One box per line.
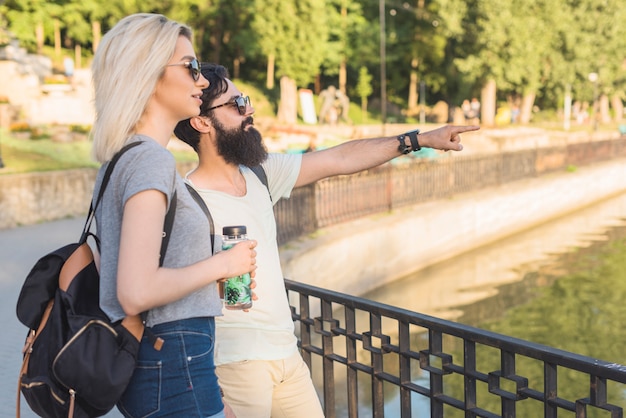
188, 156, 246, 196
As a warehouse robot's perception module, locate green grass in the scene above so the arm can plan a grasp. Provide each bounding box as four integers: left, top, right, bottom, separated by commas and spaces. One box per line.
1, 80, 622, 176
0, 131, 198, 175
0, 133, 97, 174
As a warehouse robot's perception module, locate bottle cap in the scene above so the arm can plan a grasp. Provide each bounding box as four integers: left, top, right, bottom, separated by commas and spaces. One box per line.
223, 225, 247, 236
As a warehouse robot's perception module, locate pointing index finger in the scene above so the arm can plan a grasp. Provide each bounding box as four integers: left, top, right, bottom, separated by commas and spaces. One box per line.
453, 125, 480, 134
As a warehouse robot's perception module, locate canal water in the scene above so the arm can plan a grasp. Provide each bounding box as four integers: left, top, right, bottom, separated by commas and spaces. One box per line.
355, 190, 626, 417
363, 190, 626, 363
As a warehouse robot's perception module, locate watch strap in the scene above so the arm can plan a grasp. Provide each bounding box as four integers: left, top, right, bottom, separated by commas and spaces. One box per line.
397, 134, 411, 154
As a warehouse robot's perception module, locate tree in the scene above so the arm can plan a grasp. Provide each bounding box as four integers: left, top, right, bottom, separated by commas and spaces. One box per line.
319, 0, 367, 95
396, 0, 464, 114
2, 0, 623, 126
251, 0, 329, 124
4, 0, 61, 54
356, 65, 373, 122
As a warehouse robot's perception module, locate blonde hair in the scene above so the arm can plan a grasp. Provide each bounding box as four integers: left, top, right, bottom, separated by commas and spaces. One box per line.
90, 13, 193, 162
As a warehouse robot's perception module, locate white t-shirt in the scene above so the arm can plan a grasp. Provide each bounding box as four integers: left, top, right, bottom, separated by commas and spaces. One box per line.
187, 152, 302, 365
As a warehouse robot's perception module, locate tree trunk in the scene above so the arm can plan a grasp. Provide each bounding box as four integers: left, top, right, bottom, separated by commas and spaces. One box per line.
361, 98, 368, 124
599, 94, 611, 124
339, 58, 347, 94
74, 44, 81, 69
277, 76, 298, 124
611, 94, 624, 123
36, 22, 44, 55
194, 27, 205, 60
266, 54, 275, 90
519, 91, 536, 124
54, 19, 61, 60
92, 21, 101, 53
233, 57, 241, 80
407, 58, 419, 113
481, 79, 496, 127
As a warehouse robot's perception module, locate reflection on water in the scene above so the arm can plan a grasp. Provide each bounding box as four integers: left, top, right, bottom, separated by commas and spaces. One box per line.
469, 224, 626, 361
362, 192, 626, 333
357, 192, 626, 416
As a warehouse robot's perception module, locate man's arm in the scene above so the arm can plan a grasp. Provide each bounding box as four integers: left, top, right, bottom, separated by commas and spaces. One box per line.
295, 124, 479, 188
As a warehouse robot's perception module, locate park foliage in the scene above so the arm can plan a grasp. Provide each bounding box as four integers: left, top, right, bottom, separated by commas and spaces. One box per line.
0, 0, 624, 124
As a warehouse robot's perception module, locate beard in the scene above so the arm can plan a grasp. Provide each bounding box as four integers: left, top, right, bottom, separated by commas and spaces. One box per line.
211, 116, 268, 167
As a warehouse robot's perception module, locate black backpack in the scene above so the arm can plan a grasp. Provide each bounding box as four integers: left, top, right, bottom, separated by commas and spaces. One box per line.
16, 142, 174, 418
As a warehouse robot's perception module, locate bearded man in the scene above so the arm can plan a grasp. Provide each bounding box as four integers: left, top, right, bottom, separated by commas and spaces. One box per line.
174, 63, 478, 418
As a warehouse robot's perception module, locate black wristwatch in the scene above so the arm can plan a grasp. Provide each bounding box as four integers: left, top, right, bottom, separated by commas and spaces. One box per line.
397, 129, 421, 154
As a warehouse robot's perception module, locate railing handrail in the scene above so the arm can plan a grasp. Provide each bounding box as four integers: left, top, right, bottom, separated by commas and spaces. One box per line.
285, 279, 626, 384
285, 278, 626, 417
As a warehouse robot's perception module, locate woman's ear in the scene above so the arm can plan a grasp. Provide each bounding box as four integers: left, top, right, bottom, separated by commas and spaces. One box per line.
190, 116, 211, 133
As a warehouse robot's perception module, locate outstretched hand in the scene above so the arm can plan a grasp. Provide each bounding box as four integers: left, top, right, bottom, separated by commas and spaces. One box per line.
419, 124, 480, 152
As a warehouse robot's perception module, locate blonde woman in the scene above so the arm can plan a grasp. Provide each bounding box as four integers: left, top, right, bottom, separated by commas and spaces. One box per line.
91, 14, 256, 417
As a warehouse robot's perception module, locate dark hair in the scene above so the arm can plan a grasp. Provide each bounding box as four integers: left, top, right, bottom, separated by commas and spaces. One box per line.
173, 63, 230, 152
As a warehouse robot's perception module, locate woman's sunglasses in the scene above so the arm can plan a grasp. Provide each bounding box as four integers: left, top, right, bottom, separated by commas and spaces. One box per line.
165, 58, 201, 81
207, 96, 251, 115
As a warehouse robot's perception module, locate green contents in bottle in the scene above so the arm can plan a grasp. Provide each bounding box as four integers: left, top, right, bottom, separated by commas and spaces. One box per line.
221, 225, 253, 310
224, 272, 252, 306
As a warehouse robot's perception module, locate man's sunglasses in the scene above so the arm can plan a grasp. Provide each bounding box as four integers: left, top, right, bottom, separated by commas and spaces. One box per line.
207, 96, 251, 115
165, 58, 201, 81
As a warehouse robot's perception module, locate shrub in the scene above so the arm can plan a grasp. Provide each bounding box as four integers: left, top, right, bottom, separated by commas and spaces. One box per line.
29, 127, 50, 140
69, 124, 92, 134
9, 121, 30, 132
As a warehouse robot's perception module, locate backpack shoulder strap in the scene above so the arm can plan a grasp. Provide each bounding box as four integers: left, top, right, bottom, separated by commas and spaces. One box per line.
185, 183, 215, 254
81, 141, 143, 242
249, 164, 272, 202
184, 165, 269, 255
160, 190, 176, 265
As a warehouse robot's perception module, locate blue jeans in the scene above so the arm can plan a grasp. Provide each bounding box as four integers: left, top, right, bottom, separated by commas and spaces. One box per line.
117, 317, 225, 418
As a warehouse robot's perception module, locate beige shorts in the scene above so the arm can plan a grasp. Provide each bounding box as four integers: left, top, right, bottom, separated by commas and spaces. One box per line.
216, 351, 324, 418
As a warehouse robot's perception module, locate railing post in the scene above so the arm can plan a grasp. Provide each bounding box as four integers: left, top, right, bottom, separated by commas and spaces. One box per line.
428, 330, 444, 417
501, 351, 517, 418
464, 340, 477, 414
544, 362, 558, 418
398, 321, 412, 418
345, 307, 359, 418
320, 298, 336, 418
369, 313, 385, 418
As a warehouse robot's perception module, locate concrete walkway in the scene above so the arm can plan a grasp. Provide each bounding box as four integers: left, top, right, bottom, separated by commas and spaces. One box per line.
1, 217, 123, 417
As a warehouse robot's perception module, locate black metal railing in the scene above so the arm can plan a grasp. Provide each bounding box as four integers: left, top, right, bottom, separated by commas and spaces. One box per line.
274, 137, 626, 246
285, 279, 626, 418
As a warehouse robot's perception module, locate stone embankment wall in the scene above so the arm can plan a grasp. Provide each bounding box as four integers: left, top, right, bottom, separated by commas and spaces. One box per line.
0, 169, 97, 229
279, 158, 626, 296
0, 161, 197, 230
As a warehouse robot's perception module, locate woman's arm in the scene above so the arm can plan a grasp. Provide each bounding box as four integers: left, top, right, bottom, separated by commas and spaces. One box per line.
116, 189, 257, 316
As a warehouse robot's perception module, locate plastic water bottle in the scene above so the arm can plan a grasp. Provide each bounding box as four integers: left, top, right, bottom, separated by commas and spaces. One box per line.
220, 225, 253, 310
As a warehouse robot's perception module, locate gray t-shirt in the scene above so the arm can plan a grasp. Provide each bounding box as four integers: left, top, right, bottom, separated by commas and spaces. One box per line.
94, 135, 220, 326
